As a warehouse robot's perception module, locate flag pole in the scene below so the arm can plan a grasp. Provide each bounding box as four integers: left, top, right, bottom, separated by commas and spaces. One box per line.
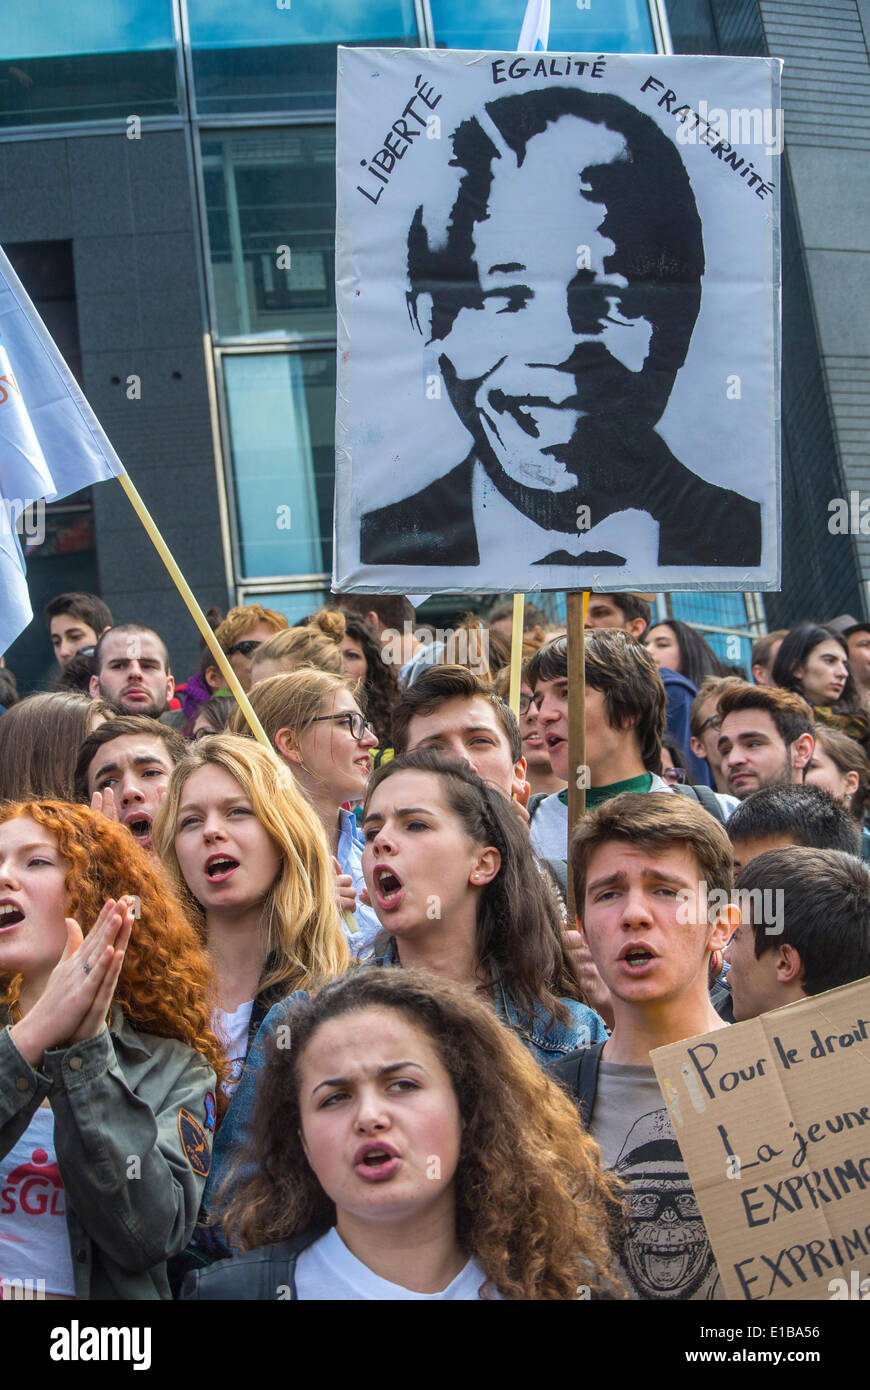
115, 471, 271, 750
565, 589, 589, 923
507, 592, 525, 716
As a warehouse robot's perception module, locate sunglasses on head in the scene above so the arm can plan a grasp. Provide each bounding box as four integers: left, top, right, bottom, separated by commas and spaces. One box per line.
227, 639, 263, 658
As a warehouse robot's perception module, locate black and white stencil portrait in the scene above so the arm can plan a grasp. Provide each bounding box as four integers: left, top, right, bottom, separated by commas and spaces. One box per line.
333, 49, 781, 594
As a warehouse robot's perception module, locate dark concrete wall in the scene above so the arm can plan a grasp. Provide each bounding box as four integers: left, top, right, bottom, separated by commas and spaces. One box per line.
0, 127, 230, 687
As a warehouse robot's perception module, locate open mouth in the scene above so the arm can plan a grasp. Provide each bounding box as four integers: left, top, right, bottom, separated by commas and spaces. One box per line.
373, 865, 404, 909
622, 946, 655, 967
545, 733, 565, 749
0, 905, 24, 928
125, 815, 152, 844
206, 855, 240, 880
354, 1142, 400, 1181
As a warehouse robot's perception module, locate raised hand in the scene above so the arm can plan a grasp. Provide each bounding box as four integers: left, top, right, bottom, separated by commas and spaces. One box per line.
563, 928, 614, 1029
332, 856, 357, 914
509, 776, 532, 832
90, 787, 119, 822
9, 898, 136, 1067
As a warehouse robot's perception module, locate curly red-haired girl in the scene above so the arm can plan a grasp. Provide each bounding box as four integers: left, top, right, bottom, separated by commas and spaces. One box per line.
0, 799, 225, 1301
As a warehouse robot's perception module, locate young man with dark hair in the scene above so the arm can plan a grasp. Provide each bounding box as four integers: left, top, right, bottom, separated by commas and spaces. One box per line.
584, 593, 651, 641
689, 675, 746, 793
45, 591, 112, 670
337, 592, 415, 635
74, 715, 187, 854
726, 783, 861, 871
526, 632, 735, 859
339, 594, 428, 685
750, 628, 788, 687
391, 664, 527, 807
716, 682, 814, 800
726, 846, 870, 1021
555, 792, 736, 1300
89, 623, 175, 719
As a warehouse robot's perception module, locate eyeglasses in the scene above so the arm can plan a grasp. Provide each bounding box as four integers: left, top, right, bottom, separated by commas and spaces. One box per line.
697, 715, 721, 734
310, 711, 375, 741
663, 767, 687, 785
227, 639, 263, 658
518, 693, 533, 715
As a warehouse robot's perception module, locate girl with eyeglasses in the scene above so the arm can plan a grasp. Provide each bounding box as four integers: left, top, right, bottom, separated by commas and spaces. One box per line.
228, 669, 382, 959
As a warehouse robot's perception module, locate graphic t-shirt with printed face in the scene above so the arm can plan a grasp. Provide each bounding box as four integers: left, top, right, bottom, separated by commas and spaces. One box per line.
212, 1000, 254, 1098
590, 1061, 723, 1301
0, 1107, 76, 1297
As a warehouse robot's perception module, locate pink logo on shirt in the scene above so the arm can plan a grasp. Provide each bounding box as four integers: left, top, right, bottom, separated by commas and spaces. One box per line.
1, 1147, 65, 1217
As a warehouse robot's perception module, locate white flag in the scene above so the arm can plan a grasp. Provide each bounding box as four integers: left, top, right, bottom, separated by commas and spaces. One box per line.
0, 245, 124, 656
517, 0, 550, 51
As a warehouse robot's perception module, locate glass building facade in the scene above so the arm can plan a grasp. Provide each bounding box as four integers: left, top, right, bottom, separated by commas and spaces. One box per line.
1, 0, 791, 683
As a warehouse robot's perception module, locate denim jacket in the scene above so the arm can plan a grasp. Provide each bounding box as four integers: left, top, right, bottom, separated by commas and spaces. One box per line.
0, 1009, 215, 1299
374, 935, 608, 1067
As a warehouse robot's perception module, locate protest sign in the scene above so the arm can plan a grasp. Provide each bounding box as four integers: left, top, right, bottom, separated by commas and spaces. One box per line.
333, 47, 781, 595
651, 977, 870, 1301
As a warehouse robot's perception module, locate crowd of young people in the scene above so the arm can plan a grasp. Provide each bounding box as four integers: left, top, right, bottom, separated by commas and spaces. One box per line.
1, 588, 869, 1301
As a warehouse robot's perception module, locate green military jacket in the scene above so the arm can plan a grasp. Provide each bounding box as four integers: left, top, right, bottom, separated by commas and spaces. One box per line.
0, 1008, 215, 1299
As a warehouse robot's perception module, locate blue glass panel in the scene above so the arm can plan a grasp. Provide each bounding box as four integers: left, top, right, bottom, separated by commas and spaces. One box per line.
430, 0, 654, 53
669, 591, 752, 674
223, 350, 336, 579
187, 0, 419, 115
202, 128, 336, 341
3, 4, 174, 57
670, 592, 750, 629
0, 2, 177, 126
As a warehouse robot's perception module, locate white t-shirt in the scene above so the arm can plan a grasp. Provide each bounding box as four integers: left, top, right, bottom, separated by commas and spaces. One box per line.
0, 1107, 76, 1297
294, 1226, 499, 1300
213, 1000, 254, 1098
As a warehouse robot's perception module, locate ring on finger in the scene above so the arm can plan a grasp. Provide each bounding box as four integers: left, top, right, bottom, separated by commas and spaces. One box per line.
82, 961, 92, 975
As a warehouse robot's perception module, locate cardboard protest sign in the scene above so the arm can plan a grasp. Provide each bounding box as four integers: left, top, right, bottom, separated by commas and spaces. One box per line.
333, 47, 781, 595
651, 978, 870, 1301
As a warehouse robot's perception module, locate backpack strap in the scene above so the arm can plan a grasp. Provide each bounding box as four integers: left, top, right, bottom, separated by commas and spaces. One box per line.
671, 781, 726, 825
551, 1040, 606, 1128
543, 857, 568, 900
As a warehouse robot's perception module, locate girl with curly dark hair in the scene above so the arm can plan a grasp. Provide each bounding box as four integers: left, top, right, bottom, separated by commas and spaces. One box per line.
0, 800, 226, 1300
183, 969, 623, 1300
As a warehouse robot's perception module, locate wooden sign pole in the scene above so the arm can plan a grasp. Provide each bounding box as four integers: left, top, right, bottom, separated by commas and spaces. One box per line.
565, 590, 588, 924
